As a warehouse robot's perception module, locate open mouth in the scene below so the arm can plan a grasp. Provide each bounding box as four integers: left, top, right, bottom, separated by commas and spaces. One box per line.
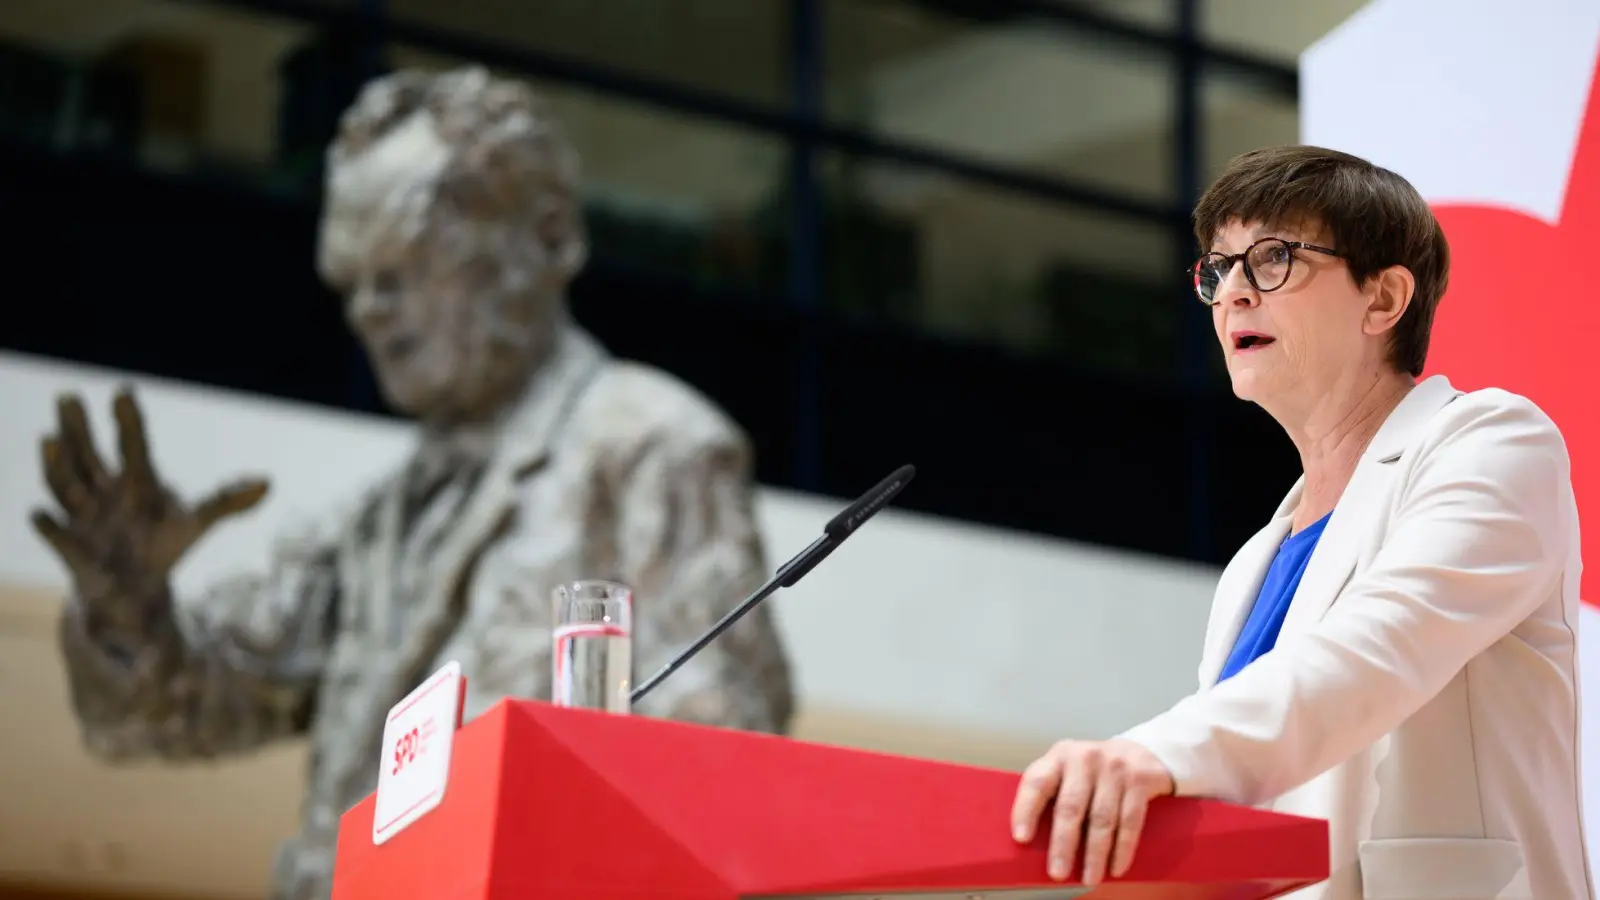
1233, 332, 1276, 351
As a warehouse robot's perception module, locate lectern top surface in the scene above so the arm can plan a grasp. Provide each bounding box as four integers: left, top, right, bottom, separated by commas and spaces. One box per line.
333, 701, 1327, 900
748, 883, 1088, 890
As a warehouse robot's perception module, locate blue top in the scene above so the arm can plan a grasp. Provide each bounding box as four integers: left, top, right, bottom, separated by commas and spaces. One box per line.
1215, 512, 1333, 683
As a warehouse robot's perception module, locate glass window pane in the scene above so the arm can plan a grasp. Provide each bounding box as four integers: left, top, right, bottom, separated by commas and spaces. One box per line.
1200, 1, 1368, 64
387, 0, 787, 108
390, 44, 790, 297
1200, 69, 1298, 190
819, 152, 1188, 379
825, 0, 1177, 203
0, 0, 314, 185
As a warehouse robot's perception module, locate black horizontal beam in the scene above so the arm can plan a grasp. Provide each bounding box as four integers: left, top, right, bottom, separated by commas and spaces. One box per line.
174, 0, 1226, 227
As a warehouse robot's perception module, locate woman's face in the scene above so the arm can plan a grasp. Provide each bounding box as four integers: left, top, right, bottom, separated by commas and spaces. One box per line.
1205, 219, 1375, 407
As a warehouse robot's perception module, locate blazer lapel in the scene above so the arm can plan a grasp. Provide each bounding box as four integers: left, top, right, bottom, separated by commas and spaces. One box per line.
1199, 511, 1292, 687
1277, 375, 1465, 638
1276, 463, 1388, 639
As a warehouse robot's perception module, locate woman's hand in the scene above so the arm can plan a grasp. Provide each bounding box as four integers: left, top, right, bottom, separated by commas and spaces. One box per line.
1010, 738, 1175, 886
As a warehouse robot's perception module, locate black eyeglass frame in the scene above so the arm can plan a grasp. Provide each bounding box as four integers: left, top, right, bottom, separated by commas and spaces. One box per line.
1190, 238, 1341, 306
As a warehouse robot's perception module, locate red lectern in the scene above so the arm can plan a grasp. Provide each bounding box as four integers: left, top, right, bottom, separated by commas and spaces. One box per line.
333, 699, 1327, 899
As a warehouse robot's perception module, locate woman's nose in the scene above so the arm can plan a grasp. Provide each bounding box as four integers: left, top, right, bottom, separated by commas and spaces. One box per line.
1215, 263, 1260, 308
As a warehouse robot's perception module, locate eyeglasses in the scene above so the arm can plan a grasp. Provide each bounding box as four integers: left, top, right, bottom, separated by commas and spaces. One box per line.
1191, 237, 1341, 306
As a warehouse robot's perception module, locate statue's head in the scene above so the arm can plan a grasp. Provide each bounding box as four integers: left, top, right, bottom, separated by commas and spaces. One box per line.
317, 66, 586, 425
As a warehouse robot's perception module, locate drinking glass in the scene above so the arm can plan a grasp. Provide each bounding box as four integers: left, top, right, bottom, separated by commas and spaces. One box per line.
551, 580, 633, 713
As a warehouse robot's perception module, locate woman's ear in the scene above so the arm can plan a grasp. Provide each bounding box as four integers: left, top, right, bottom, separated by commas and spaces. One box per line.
1363, 265, 1415, 336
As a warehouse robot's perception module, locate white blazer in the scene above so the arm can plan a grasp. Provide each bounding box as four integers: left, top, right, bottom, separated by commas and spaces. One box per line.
1120, 375, 1592, 900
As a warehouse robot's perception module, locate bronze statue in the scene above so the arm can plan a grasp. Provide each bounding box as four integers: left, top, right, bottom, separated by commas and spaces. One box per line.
31, 66, 794, 900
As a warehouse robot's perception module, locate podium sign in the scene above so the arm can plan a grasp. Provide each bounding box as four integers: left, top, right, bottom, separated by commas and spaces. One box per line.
371, 662, 466, 844
332, 700, 1328, 899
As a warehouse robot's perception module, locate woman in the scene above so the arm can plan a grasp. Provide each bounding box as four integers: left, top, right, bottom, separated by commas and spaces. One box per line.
1010, 145, 1590, 900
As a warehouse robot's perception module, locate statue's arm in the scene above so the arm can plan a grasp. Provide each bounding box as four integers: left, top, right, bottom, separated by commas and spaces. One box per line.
618, 429, 796, 735
58, 527, 339, 762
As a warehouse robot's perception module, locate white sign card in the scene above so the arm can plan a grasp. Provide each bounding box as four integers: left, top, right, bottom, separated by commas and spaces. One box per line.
372, 660, 467, 845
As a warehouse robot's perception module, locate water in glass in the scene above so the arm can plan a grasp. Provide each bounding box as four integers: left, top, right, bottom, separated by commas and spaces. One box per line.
551, 580, 633, 714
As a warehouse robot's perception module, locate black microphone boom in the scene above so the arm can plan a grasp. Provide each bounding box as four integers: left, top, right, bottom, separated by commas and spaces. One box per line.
824, 464, 918, 540
629, 464, 917, 706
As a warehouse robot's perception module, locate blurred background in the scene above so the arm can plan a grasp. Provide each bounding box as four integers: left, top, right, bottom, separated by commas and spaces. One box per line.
0, 1, 1372, 898
0, 0, 1368, 564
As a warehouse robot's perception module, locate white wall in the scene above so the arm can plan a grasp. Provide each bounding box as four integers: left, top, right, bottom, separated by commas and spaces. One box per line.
0, 350, 1217, 740
0, 350, 1218, 897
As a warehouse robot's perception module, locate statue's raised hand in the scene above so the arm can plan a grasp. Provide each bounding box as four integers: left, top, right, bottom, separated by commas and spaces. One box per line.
30, 389, 269, 612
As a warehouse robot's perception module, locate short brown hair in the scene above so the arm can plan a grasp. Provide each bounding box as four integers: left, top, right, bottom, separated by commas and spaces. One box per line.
1192, 145, 1450, 377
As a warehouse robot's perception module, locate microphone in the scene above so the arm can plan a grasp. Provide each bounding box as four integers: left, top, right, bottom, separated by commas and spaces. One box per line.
629, 464, 917, 706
